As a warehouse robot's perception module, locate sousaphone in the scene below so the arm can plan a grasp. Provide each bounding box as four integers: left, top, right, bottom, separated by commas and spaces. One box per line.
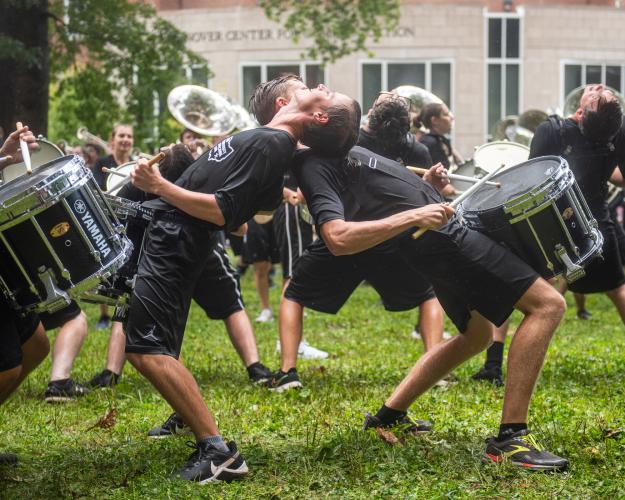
563, 84, 625, 117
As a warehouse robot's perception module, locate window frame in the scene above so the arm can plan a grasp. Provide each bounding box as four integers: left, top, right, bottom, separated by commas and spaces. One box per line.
357, 58, 455, 112
238, 61, 328, 105
483, 7, 524, 139
559, 60, 625, 109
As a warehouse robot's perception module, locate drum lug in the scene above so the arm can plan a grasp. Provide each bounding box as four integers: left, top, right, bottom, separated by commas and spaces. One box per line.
93, 250, 101, 262
37, 266, 71, 312
555, 244, 586, 283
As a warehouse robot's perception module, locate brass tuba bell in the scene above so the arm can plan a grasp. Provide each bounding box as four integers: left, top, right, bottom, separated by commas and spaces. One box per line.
563, 84, 625, 117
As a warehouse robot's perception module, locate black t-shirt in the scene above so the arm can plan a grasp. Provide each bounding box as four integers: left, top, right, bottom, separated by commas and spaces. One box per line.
530, 116, 625, 222
419, 133, 452, 169
292, 145, 462, 255
357, 128, 432, 168
145, 128, 296, 232
93, 155, 119, 191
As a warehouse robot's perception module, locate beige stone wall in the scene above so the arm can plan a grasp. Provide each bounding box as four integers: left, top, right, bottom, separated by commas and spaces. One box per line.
158, 3, 625, 157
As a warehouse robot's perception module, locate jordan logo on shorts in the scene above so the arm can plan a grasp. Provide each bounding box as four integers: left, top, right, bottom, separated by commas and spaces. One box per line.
206, 137, 234, 163
142, 325, 159, 343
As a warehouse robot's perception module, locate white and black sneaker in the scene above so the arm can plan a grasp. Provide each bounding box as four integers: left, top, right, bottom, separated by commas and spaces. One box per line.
148, 412, 191, 438
44, 379, 90, 403
173, 441, 249, 483
264, 368, 303, 392
247, 362, 273, 384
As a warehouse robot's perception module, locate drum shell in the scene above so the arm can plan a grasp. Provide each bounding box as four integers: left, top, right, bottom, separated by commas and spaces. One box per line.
0, 156, 132, 312
0, 138, 63, 183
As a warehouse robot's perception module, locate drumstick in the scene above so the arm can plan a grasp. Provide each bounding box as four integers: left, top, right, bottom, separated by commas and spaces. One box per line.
16, 122, 32, 174
102, 167, 127, 177
105, 152, 166, 193
406, 166, 501, 188
411, 163, 507, 240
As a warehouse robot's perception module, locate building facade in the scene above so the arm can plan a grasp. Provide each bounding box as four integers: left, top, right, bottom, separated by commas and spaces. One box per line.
151, 0, 625, 156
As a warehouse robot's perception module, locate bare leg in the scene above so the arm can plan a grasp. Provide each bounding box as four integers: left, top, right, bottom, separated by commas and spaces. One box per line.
0, 324, 49, 404
49, 312, 88, 381
501, 278, 566, 423
606, 284, 625, 323
126, 353, 219, 439
385, 313, 494, 411
105, 321, 126, 375
279, 297, 304, 372
253, 261, 272, 311
223, 310, 260, 367
417, 298, 444, 352
573, 293, 586, 312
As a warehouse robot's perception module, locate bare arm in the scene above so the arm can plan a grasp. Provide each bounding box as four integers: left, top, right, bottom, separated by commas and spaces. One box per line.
610, 167, 625, 188
320, 204, 454, 256
130, 159, 225, 225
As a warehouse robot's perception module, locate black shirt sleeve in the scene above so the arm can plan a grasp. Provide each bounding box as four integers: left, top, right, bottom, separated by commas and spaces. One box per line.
529, 120, 560, 159
403, 135, 433, 168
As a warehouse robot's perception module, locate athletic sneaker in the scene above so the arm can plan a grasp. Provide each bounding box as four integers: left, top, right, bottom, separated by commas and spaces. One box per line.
88, 369, 120, 388
44, 379, 90, 402
484, 429, 569, 471
577, 309, 592, 320
173, 441, 248, 483
264, 369, 303, 392
247, 362, 272, 384
275, 340, 329, 360
411, 328, 453, 340
363, 413, 433, 434
0, 453, 18, 465
255, 308, 273, 323
96, 315, 111, 330
148, 412, 191, 438
471, 366, 504, 387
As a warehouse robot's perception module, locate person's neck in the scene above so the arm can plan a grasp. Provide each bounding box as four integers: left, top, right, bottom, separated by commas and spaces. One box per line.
113, 151, 129, 165
266, 112, 302, 142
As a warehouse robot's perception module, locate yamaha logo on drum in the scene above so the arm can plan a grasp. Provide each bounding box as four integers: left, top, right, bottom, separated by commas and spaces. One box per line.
74, 200, 87, 214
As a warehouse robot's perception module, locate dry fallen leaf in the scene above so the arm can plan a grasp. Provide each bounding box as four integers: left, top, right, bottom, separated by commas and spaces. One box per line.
88, 408, 118, 430
376, 427, 400, 446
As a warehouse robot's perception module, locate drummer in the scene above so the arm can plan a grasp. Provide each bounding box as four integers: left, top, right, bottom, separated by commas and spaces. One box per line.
531, 84, 625, 318
93, 123, 134, 330
416, 103, 464, 170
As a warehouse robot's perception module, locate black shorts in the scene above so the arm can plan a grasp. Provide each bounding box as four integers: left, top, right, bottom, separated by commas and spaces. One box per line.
568, 220, 625, 294
400, 226, 538, 333
285, 240, 435, 314
272, 203, 314, 278
0, 300, 40, 371
242, 219, 280, 264
125, 212, 217, 358
39, 300, 82, 331
193, 241, 244, 320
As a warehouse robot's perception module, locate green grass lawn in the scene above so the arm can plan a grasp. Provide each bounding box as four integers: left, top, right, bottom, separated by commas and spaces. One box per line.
1, 270, 624, 499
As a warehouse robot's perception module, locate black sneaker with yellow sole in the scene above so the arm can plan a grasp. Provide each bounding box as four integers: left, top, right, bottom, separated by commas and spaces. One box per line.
484, 429, 568, 471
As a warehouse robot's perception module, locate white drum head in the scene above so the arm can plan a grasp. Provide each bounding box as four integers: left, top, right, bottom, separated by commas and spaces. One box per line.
105, 161, 137, 195
473, 141, 529, 174
1, 138, 64, 183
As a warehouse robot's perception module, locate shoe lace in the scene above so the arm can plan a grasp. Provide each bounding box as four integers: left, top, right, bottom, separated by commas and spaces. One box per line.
163, 413, 181, 429
183, 441, 203, 467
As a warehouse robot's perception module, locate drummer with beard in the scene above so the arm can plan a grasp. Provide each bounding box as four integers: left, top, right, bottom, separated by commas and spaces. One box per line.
125, 85, 359, 483
282, 141, 568, 469
530, 84, 625, 317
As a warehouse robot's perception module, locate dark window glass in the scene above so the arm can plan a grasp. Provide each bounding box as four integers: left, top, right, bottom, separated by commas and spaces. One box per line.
388, 63, 425, 90
191, 66, 209, 86
506, 19, 520, 58
505, 64, 519, 116
606, 65, 622, 92
362, 63, 382, 110
305, 64, 325, 87
488, 64, 502, 135
431, 63, 452, 107
242, 66, 261, 111
267, 64, 300, 81
586, 65, 602, 84
488, 18, 502, 58
564, 65, 582, 96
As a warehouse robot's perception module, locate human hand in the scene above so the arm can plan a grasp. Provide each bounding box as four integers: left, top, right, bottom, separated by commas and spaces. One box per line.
412, 203, 454, 230
422, 162, 450, 192
130, 158, 164, 195
0, 124, 38, 167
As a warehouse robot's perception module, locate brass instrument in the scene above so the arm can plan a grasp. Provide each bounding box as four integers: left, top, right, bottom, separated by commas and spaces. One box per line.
393, 85, 444, 116
563, 84, 625, 117
76, 127, 111, 155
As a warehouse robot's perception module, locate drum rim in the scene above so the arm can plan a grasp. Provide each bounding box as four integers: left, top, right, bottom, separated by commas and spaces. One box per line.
105, 160, 138, 193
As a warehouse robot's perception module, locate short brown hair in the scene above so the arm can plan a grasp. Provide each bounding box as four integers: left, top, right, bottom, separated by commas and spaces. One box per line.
414, 103, 444, 130
249, 74, 303, 125
301, 99, 362, 157
580, 98, 623, 144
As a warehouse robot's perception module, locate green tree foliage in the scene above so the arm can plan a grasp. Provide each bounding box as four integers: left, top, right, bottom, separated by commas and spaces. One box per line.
259, 0, 401, 64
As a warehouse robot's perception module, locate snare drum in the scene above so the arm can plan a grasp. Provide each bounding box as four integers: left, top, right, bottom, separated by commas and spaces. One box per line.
0, 156, 132, 313
1, 137, 64, 183
105, 160, 137, 195
457, 156, 603, 283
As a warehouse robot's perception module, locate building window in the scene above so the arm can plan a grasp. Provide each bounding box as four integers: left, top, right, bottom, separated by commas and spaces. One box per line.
562, 62, 624, 100
240, 62, 326, 109
485, 13, 522, 138
360, 61, 453, 112
184, 63, 211, 87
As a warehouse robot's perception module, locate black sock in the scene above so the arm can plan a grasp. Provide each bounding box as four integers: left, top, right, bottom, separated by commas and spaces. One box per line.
485, 341, 504, 370
497, 422, 527, 440
375, 404, 407, 426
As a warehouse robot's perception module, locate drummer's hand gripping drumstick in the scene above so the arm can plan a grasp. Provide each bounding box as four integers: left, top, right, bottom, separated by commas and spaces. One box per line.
406, 166, 501, 187
15, 122, 32, 174
105, 152, 165, 193
411, 163, 506, 240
